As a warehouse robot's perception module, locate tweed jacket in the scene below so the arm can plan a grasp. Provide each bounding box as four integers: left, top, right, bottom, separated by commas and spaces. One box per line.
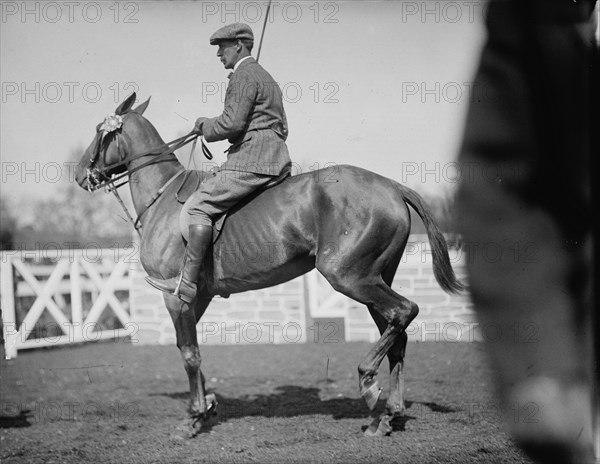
202, 57, 291, 176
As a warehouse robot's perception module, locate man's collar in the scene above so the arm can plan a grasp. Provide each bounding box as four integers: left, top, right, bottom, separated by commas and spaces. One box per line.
233, 55, 253, 72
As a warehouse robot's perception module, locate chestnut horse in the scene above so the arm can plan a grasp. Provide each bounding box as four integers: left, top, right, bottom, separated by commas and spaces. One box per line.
75, 93, 464, 437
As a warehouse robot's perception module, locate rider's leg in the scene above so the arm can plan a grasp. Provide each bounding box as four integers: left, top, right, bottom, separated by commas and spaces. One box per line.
146, 217, 213, 304
145, 173, 219, 302
146, 169, 278, 302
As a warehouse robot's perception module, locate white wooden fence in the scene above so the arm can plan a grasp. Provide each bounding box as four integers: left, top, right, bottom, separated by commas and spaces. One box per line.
1, 236, 475, 357
1, 248, 134, 359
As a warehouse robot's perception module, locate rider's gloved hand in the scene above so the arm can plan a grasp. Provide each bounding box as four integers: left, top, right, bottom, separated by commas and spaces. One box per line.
194, 117, 208, 133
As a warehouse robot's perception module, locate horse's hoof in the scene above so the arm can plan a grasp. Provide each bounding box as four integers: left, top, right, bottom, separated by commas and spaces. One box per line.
171, 418, 201, 440
360, 379, 382, 411
188, 417, 204, 438
363, 415, 392, 437
205, 393, 218, 416
363, 417, 382, 437
375, 415, 393, 436
170, 424, 188, 441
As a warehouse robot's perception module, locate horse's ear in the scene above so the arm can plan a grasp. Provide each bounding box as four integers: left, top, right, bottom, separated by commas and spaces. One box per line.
115, 92, 137, 115
132, 96, 151, 115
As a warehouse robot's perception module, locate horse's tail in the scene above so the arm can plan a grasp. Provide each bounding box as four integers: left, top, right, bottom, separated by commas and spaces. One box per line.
399, 185, 465, 294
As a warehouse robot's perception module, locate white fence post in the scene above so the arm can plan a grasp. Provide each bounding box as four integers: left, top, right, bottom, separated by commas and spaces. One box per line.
70, 258, 84, 342
1, 257, 17, 359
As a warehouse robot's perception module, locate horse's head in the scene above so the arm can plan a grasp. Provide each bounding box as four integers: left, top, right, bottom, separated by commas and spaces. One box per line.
75, 92, 152, 191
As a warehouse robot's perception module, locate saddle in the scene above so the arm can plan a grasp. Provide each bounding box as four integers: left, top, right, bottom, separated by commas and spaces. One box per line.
176, 166, 291, 243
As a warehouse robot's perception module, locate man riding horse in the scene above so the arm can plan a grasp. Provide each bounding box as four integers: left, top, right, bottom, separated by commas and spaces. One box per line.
146, 23, 292, 303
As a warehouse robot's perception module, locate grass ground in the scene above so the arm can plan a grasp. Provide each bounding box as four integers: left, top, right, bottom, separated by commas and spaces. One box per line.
1, 340, 532, 464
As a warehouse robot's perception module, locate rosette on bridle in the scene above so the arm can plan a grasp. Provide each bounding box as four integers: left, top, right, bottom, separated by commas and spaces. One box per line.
86, 113, 125, 191
100, 113, 123, 133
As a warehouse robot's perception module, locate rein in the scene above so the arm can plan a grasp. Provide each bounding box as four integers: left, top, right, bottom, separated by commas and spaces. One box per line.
87, 120, 211, 235
131, 168, 186, 231
87, 128, 201, 192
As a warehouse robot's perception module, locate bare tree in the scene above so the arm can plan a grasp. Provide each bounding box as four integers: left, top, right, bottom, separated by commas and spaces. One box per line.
0, 197, 17, 250
13, 147, 132, 249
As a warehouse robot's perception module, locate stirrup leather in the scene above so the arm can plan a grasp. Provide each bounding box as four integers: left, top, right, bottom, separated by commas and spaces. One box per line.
173, 272, 184, 297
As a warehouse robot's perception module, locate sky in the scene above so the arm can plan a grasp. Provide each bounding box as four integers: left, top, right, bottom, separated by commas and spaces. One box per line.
1, 0, 486, 208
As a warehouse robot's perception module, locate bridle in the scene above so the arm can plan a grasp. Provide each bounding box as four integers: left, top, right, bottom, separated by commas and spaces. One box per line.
85, 111, 211, 235
85, 112, 205, 192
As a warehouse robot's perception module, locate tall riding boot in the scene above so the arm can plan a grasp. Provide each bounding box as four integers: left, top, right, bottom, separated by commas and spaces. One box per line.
145, 224, 213, 303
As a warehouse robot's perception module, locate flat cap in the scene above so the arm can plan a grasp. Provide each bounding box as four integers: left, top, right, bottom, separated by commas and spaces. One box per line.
209, 23, 254, 45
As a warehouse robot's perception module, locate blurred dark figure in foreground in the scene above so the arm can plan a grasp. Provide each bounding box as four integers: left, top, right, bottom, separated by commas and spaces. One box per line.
457, 1, 598, 463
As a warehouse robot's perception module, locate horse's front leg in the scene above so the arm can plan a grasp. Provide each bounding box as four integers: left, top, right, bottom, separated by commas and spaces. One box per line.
164, 294, 215, 437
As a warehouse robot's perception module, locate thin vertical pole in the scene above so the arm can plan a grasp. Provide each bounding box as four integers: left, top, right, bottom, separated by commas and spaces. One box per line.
256, 0, 272, 63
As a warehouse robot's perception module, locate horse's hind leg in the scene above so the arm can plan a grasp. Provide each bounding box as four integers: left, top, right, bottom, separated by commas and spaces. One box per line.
356, 282, 416, 437
368, 307, 409, 419
164, 293, 214, 437
360, 306, 410, 437
318, 268, 418, 413
354, 281, 417, 407
379, 265, 410, 419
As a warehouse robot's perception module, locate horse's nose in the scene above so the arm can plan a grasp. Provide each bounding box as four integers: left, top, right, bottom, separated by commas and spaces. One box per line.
74, 162, 89, 189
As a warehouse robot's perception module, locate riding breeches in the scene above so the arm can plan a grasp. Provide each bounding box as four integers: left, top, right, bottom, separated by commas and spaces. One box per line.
186, 169, 277, 227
